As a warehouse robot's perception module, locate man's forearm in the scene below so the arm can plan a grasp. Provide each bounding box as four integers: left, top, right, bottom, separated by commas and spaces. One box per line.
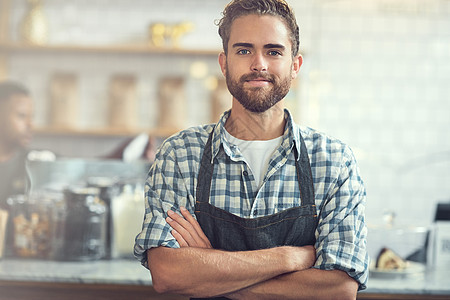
148, 245, 315, 298
227, 268, 358, 300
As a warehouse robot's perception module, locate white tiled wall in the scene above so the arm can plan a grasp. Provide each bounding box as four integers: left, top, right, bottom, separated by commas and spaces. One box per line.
293, 0, 450, 227
9, 0, 225, 48
6, 0, 450, 228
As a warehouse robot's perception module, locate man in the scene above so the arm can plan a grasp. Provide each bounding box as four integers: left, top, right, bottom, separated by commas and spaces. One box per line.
0, 81, 34, 206
134, 0, 369, 299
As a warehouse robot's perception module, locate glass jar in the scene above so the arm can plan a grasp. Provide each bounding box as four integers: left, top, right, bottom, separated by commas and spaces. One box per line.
56, 187, 107, 261
87, 177, 119, 260
6, 191, 61, 259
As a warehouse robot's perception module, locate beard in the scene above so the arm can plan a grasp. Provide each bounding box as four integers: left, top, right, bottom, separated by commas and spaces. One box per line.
225, 65, 292, 113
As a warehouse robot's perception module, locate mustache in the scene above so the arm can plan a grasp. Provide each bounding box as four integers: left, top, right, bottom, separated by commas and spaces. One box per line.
239, 73, 274, 83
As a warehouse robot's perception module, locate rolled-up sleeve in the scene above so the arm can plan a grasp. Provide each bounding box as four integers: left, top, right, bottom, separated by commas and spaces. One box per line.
134, 143, 191, 269
313, 146, 369, 290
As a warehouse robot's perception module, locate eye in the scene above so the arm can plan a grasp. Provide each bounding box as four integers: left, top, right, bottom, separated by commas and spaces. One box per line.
237, 49, 250, 55
268, 50, 282, 56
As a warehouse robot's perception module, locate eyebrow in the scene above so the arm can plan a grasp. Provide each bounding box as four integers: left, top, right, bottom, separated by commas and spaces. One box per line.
232, 42, 286, 51
264, 43, 285, 50
232, 42, 253, 48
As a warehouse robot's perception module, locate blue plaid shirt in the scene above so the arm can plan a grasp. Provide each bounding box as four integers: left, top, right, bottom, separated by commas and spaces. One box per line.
134, 109, 369, 290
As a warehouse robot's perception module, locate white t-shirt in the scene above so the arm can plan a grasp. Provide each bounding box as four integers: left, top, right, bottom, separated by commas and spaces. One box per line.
224, 130, 283, 188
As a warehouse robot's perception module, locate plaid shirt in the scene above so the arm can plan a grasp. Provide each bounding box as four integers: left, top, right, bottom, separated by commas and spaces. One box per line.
134, 109, 369, 290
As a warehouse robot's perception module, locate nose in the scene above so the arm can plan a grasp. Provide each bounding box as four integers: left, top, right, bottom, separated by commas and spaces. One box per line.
250, 52, 267, 72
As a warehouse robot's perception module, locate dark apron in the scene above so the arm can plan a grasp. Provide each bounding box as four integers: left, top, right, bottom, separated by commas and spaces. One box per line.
192, 130, 318, 300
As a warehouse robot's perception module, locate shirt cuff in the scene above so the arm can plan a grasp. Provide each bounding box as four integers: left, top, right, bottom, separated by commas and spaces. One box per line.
314, 240, 369, 290
133, 216, 180, 269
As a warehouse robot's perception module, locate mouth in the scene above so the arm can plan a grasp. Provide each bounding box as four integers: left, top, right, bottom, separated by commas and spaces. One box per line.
244, 77, 272, 87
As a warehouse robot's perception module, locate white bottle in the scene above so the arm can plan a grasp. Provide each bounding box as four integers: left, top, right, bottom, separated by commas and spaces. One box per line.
112, 184, 145, 258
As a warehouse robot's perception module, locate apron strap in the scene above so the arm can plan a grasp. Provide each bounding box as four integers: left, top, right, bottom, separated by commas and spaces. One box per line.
296, 133, 315, 206
196, 129, 215, 204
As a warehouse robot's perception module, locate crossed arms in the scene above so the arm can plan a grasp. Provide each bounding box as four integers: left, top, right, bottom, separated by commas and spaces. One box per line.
147, 207, 358, 300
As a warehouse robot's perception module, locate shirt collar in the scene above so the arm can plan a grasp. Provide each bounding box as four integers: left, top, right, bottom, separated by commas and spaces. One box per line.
211, 108, 302, 161
283, 108, 302, 160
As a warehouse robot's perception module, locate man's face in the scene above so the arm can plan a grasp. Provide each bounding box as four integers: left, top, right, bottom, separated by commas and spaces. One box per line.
0, 95, 34, 149
219, 14, 302, 113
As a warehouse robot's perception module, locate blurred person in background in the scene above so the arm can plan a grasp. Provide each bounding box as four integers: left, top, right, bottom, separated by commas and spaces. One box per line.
0, 80, 34, 206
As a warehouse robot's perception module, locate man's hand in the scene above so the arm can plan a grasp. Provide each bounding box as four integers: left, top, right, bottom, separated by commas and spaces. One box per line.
166, 206, 212, 248
148, 240, 317, 297
165, 207, 316, 272
151, 207, 343, 298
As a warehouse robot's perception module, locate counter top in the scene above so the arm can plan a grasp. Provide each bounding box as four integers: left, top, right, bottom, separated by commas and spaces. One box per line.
0, 258, 449, 297
362, 268, 450, 296
0, 258, 151, 286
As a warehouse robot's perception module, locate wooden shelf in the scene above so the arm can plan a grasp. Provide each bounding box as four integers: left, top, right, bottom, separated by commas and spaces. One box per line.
33, 126, 179, 138
0, 42, 221, 56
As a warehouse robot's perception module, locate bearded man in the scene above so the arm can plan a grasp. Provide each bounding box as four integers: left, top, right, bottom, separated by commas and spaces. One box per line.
134, 1, 369, 299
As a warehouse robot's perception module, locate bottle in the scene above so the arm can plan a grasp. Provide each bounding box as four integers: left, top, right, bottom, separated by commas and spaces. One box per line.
112, 183, 145, 258
20, 0, 49, 45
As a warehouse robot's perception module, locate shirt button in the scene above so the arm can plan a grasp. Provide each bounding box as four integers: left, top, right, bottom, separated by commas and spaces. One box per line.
243, 170, 248, 176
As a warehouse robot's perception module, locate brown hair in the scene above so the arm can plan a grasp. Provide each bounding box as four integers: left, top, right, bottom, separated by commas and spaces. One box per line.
217, 0, 300, 57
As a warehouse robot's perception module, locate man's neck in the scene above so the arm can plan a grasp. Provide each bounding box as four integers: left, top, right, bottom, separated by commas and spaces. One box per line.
225, 99, 286, 141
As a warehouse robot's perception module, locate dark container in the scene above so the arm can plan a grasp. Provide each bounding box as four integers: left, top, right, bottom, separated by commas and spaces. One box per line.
55, 187, 107, 261
87, 177, 119, 260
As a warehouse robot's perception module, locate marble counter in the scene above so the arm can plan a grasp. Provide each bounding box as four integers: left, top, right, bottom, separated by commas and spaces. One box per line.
0, 258, 151, 286
0, 258, 449, 297
362, 268, 450, 296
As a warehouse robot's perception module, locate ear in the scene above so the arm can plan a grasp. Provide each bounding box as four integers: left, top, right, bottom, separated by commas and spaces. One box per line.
291, 54, 303, 79
218, 52, 227, 77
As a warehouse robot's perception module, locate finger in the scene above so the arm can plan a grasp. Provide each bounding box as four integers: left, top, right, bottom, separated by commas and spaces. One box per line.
167, 210, 192, 229
169, 209, 206, 246
180, 207, 211, 245
171, 229, 188, 247
166, 214, 196, 246
167, 210, 208, 247
179, 207, 203, 235
180, 207, 212, 248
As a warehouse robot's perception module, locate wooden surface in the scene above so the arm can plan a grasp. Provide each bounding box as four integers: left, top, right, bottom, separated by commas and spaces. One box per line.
0, 281, 187, 300
0, 42, 220, 56
33, 126, 179, 137
357, 293, 450, 300
0, 280, 448, 300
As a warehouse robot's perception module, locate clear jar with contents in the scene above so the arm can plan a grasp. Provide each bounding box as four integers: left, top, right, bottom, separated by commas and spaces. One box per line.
6, 191, 62, 259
